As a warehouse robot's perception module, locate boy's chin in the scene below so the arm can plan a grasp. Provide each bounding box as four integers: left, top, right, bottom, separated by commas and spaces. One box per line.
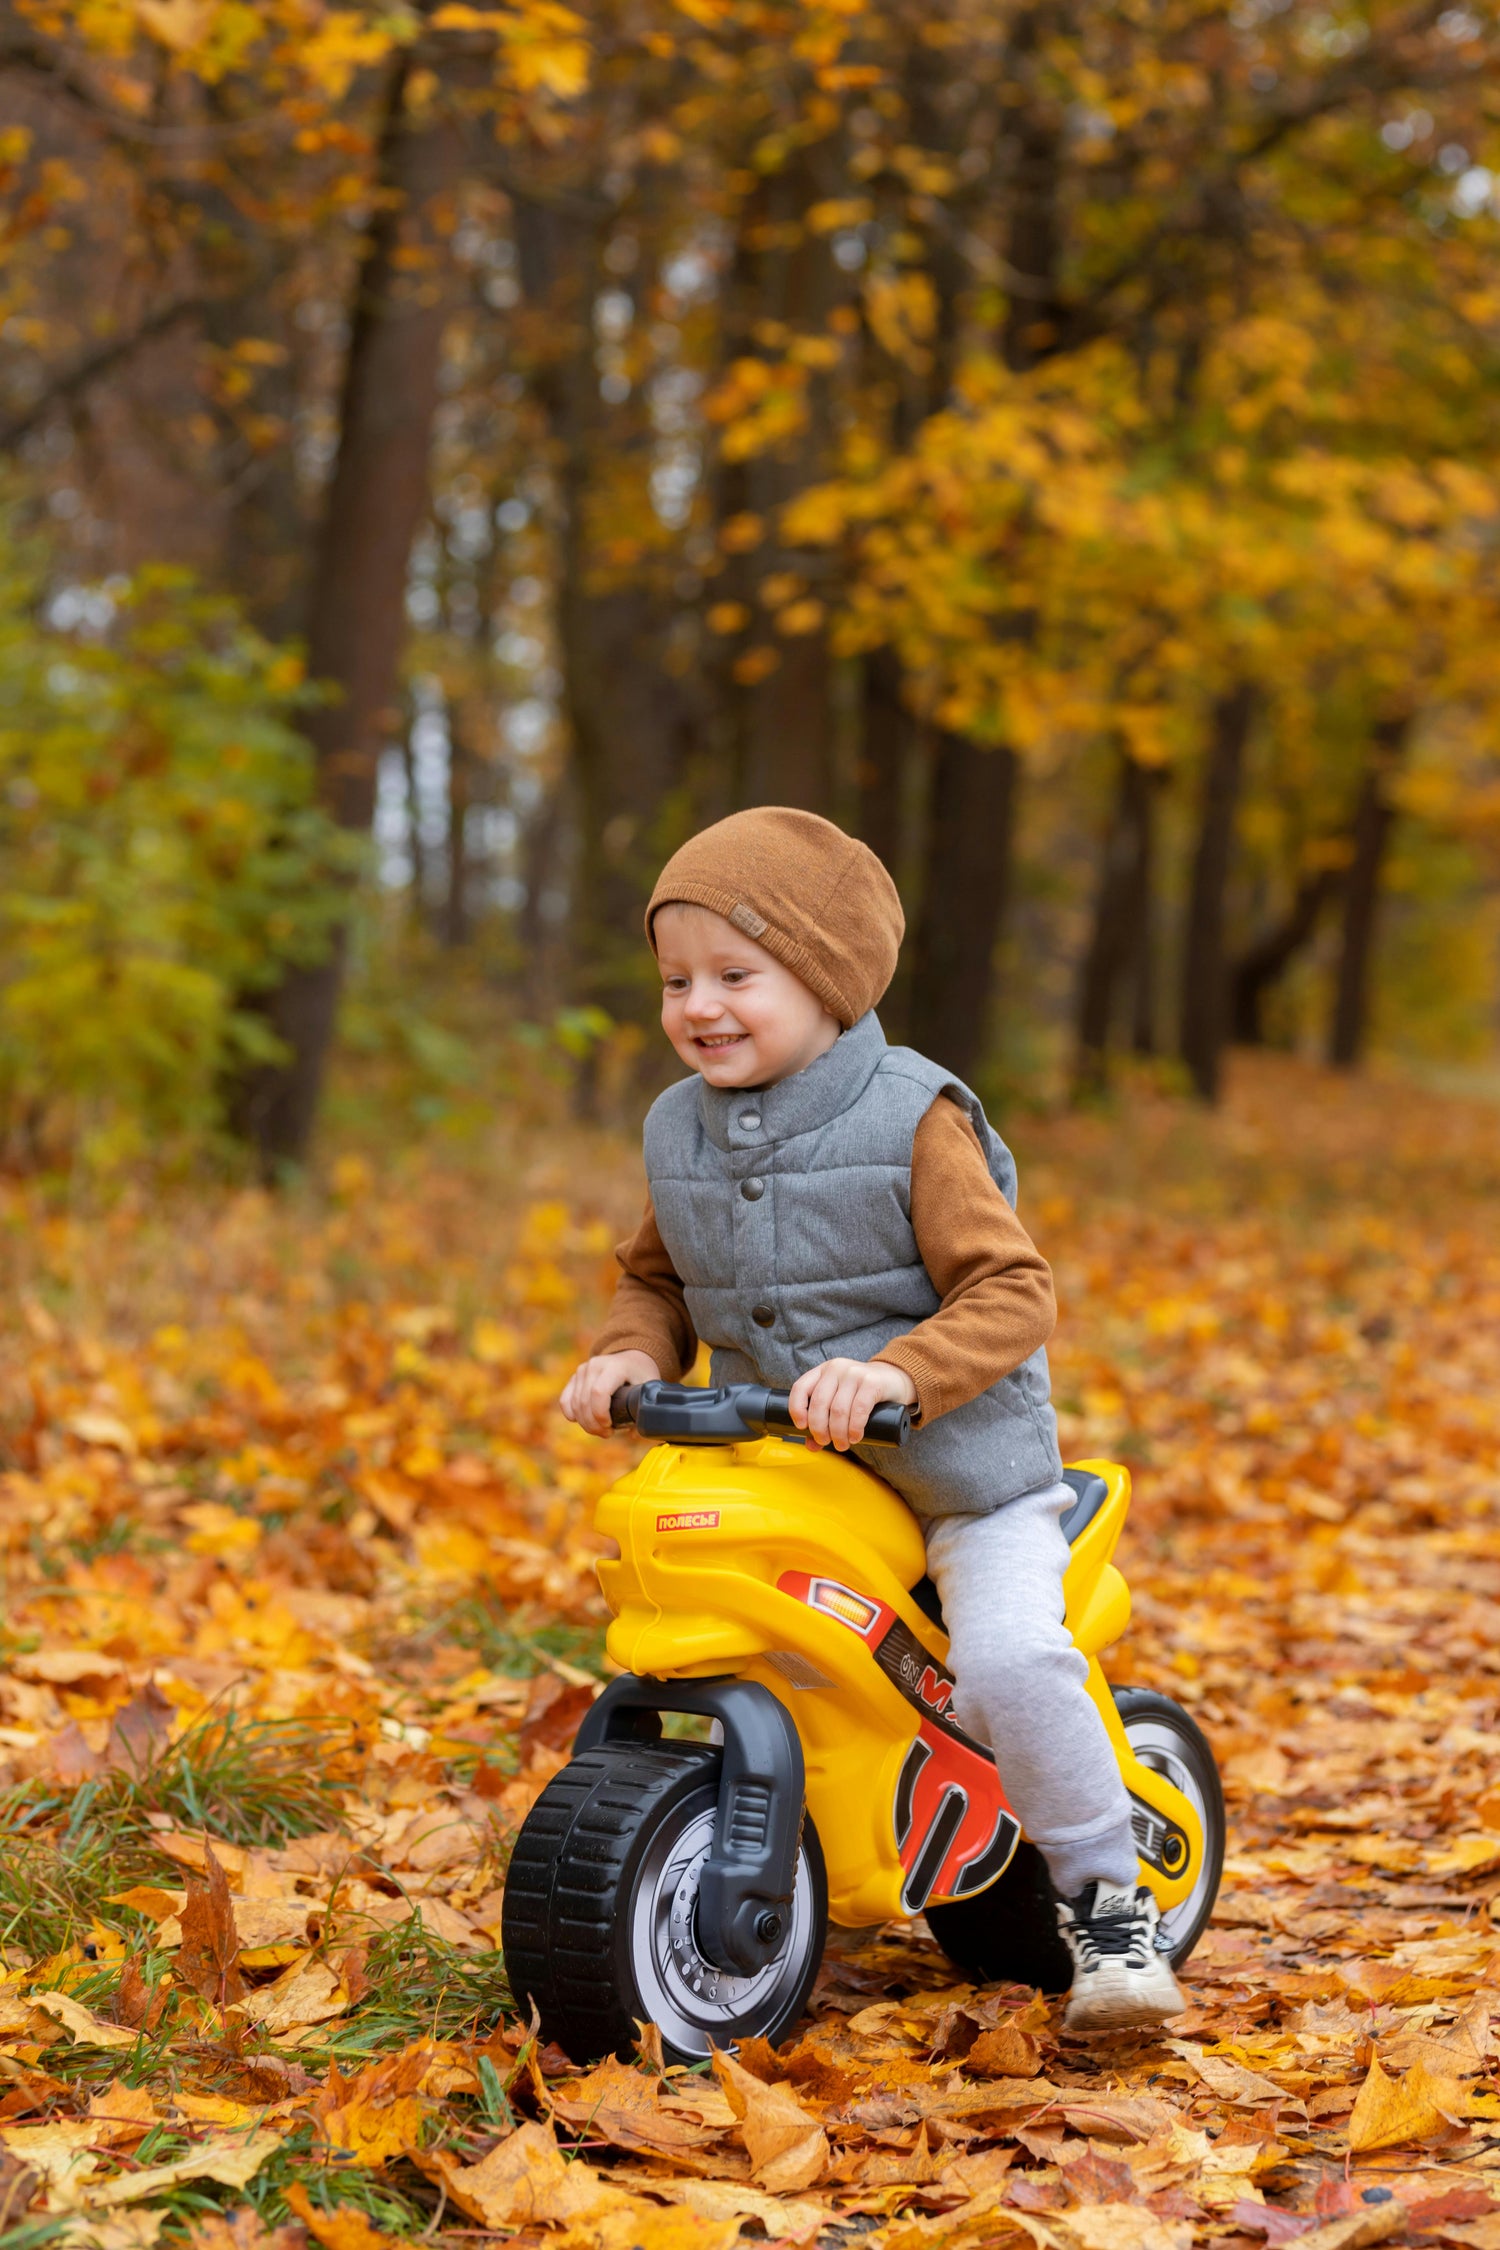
697, 1052, 758, 1082
685, 1040, 760, 1082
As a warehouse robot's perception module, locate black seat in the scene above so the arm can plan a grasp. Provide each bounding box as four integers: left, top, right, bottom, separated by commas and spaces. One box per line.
1058, 1466, 1110, 1543
907, 1469, 1112, 1633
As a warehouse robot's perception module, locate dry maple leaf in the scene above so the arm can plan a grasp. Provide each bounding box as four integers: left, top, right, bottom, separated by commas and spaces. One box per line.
968, 2022, 1045, 2078
0, 2151, 38, 2230
710, 2047, 828, 2193
427, 2120, 631, 2227
104, 1681, 174, 1774
282, 2182, 405, 2250
184, 2206, 304, 2250
176, 1843, 245, 2008
547, 2057, 724, 2157
1348, 2055, 1468, 2153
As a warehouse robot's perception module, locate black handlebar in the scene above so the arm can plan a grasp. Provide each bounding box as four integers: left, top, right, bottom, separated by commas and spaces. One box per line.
609, 1379, 911, 1449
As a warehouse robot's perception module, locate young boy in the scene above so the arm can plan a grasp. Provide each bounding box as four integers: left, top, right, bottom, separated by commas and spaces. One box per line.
561, 806, 1184, 2032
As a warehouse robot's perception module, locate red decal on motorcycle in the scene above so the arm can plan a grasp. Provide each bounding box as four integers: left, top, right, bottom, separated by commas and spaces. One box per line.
895, 1719, 1020, 1909
917, 1665, 953, 1715
656, 1510, 720, 1531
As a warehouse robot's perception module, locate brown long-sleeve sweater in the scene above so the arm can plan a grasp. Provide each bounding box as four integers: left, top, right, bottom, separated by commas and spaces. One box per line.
591, 1095, 1056, 1423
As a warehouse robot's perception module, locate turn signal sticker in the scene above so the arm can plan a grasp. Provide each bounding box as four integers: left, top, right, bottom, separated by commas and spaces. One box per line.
656, 1510, 720, 1532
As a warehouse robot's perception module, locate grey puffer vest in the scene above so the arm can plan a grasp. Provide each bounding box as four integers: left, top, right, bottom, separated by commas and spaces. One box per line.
643, 1010, 1063, 1518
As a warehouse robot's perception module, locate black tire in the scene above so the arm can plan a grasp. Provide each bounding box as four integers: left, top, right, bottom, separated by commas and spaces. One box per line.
924, 1689, 1223, 1990
501, 1741, 828, 2065
1112, 1686, 1224, 1967
924, 1840, 1074, 1992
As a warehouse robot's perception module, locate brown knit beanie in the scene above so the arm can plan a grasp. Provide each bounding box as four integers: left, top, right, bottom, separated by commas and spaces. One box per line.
645, 808, 904, 1028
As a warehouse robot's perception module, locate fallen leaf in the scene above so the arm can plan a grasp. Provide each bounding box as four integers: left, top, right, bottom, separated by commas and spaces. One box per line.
1291, 2203, 1409, 2250
28, 1993, 138, 2050
1058, 2204, 1193, 2250
968, 2023, 1045, 2078
1348, 2057, 1466, 2153
82, 2131, 282, 2208
712, 2047, 828, 2192
428, 2121, 630, 2226
0, 2148, 38, 2228
282, 2181, 405, 2250
518, 1673, 598, 1765
233, 1956, 345, 2036
104, 1683, 174, 1774
548, 2058, 723, 2156
176, 1842, 244, 2007
641, 2175, 831, 2239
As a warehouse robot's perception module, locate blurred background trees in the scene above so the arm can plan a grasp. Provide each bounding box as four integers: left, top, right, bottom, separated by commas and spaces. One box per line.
2, 0, 1499, 1169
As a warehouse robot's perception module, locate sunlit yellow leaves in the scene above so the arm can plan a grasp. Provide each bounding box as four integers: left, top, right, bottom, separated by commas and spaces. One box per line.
863, 271, 936, 368
806, 198, 872, 234
703, 358, 810, 462
296, 11, 395, 101
1348, 2055, 1468, 2152
430, 2121, 630, 2227
718, 513, 765, 552
430, 4, 589, 100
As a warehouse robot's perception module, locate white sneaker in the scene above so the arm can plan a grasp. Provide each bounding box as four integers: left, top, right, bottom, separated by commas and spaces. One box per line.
1057, 1881, 1187, 2032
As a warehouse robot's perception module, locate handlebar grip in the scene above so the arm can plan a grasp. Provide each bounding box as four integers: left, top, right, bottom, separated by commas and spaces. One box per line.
609, 1384, 645, 1428
862, 1400, 912, 1447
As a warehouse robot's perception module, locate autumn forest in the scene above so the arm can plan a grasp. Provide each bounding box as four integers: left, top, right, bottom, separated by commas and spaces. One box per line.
0, 3, 1499, 2249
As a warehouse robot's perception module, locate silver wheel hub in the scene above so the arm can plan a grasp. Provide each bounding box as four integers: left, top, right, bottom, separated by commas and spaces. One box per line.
1126, 1716, 1215, 1955
630, 1798, 817, 2059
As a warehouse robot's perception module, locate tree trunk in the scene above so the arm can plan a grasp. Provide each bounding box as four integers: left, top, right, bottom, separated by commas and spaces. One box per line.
1074, 750, 1156, 1096
1328, 715, 1411, 1069
1179, 683, 1255, 1103
858, 646, 910, 880
905, 733, 1017, 1082
1129, 764, 1161, 1056
443, 717, 471, 948
512, 192, 692, 1052
899, 8, 1062, 1086
712, 158, 839, 815
1231, 865, 1340, 1045
229, 48, 468, 1165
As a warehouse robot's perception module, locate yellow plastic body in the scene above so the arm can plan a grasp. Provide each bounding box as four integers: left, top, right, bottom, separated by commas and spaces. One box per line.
595, 1440, 1202, 1930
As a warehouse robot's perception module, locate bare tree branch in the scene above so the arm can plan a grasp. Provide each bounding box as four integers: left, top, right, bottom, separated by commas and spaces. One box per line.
0, 297, 206, 454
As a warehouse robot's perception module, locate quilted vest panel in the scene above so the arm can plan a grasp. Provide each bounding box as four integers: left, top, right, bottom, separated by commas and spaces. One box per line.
643, 1010, 1063, 1517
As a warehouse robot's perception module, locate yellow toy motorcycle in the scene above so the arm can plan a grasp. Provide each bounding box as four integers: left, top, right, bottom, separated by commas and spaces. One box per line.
502, 1382, 1223, 2063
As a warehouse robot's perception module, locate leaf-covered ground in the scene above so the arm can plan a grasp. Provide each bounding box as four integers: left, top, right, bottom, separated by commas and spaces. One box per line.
0, 1054, 1497, 2250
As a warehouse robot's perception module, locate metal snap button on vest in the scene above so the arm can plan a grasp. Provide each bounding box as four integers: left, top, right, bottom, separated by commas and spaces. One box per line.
751, 1305, 774, 1327
741, 1177, 765, 1201
739, 1110, 761, 1131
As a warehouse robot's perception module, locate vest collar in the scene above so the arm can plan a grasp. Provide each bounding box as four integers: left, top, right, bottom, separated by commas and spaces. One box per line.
696, 1010, 888, 1151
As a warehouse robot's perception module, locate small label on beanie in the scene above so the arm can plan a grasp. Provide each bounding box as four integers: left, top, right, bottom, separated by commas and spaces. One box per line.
729, 901, 768, 940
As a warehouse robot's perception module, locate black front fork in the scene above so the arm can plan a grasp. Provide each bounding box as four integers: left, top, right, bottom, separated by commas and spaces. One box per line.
575, 1676, 805, 1977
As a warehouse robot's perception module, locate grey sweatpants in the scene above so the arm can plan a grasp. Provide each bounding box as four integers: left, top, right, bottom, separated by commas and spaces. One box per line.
924, 1479, 1138, 1900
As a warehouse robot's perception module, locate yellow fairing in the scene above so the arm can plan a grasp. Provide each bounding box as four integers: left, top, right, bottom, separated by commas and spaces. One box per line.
594, 1443, 1201, 1927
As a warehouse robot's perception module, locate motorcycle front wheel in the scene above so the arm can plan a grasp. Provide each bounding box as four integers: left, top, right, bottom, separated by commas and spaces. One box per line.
501, 1741, 828, 2064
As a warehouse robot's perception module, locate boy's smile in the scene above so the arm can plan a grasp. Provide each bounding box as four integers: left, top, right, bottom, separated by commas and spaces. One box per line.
654, 902, 842, 1089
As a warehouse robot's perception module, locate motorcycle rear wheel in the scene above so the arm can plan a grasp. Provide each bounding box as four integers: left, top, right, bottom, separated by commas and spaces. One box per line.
501, 1741, 828, 2064
924, 1688, 1223, 1990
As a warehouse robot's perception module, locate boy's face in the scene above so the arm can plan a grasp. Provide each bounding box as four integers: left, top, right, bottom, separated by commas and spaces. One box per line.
655, 903, 841, 1089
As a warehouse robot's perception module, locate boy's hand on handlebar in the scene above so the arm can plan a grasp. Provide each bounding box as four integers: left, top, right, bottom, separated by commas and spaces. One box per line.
561, 1351, 662, 1436
788, 1359, 918, 1452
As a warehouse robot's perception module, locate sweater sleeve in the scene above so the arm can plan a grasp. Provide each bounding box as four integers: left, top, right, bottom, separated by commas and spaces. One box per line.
590, 1191, 698, 1380
872, 1097, 1056, 1423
